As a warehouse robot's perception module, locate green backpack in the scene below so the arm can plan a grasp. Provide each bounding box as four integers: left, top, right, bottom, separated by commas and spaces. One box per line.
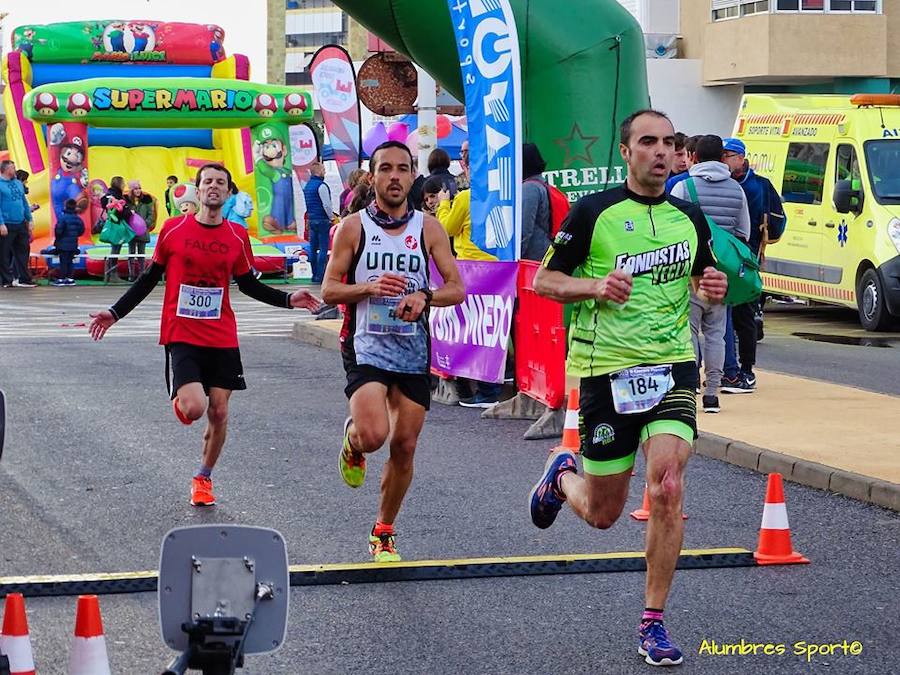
685, 178, 762, 306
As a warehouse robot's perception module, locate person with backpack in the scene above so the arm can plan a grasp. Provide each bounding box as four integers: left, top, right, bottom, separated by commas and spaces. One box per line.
671, 135, 750, 413
720, 137, 787, 392
521, 143, 554, 261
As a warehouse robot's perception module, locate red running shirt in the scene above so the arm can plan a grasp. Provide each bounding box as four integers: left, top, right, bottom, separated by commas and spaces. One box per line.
152, 214, 254, 348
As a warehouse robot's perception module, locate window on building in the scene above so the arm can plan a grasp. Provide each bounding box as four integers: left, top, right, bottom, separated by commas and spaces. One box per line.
286, 0, 335, 9
286, 71, 313, 86
783, 142, 829, 205
712, 1, 769, 20
285, 32, 347, 49
775, 0, 878, 9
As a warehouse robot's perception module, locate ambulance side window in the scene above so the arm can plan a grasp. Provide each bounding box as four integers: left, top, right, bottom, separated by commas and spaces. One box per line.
782, 142, 829, 206
835, 145, 861, 191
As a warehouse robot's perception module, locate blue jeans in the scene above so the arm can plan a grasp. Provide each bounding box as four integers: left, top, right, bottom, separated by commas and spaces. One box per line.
308, 220, 331, 282
724, 306, 739, 380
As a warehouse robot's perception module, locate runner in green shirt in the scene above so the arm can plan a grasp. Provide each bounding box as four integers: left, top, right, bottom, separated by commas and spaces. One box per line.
528, 109, 728, 667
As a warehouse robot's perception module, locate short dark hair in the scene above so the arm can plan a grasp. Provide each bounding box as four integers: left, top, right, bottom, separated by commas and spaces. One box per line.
15, 169, 29, 182
423, 175, 444, 195
426, 147, 451, 173
685, 134, 702, 155
695, 135, 724, 163
369, 141, 413, 172
167, 175, 178, 183
64, 198, 77, 212
619, 109, 672, 146
673, 132, 687, 152
1, 160, 15, 173
194, 163, 232, 188
522, 142, 547, 178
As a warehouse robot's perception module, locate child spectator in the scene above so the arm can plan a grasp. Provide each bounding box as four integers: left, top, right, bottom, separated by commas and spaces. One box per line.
53, 198, 84, 286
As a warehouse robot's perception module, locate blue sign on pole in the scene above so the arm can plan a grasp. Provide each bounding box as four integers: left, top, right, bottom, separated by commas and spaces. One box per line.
447, 0, 523, 261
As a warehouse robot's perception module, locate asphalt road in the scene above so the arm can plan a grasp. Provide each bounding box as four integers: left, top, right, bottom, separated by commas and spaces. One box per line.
0, 287, 897, 674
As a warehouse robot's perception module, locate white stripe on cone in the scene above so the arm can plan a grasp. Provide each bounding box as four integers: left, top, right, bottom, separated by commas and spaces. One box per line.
564, 409, 579, 428
0, 634, 36, 674
760, 502, 790, 530
68, 636, 111, 675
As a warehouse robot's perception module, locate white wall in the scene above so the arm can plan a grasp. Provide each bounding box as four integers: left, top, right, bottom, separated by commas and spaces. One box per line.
647, 59, 743, 137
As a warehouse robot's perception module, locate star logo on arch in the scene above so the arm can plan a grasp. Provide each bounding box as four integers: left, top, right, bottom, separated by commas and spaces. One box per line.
554, 122, 600, 167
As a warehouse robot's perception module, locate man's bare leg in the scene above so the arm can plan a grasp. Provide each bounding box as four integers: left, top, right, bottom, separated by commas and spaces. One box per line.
377, 387, 425, 525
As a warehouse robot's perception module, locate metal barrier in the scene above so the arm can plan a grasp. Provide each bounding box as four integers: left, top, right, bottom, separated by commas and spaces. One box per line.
514, 260, 566, 409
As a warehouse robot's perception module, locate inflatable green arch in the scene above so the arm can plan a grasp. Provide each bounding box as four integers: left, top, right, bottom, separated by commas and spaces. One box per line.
334, 0, 649, 202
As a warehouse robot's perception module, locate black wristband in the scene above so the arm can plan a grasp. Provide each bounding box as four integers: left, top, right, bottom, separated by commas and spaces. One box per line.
420, 287, 434, 307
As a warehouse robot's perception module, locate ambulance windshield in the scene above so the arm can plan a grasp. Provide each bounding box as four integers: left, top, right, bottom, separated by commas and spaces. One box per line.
865, 140, 900, 203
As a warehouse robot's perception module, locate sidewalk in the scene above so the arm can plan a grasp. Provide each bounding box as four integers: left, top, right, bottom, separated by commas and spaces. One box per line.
292, 320, 899, 511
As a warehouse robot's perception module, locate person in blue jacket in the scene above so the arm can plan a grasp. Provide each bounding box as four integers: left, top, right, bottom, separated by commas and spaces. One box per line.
52, 198, 85, 286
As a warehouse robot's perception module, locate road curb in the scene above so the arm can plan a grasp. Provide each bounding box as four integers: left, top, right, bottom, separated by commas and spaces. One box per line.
292, 319, 341, 350
696, 432, 900, 512
291, 321, 900, 513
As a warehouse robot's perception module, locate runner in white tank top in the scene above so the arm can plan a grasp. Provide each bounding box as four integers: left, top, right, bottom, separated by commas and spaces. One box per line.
322, 141, 465, 562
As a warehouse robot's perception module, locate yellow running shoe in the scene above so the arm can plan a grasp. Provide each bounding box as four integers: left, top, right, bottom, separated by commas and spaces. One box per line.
368, 530, 401, 563
339, 416, 366, 488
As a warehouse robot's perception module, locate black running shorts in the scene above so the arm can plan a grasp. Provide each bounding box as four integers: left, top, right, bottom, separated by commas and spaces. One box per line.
165, 342, 246, 399
343, 355, 431, 411
578, 361, 698, 476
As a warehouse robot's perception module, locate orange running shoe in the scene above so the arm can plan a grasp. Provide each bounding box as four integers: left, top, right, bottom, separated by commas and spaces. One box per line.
173, 398, 193, 426
191, 476, 216, 506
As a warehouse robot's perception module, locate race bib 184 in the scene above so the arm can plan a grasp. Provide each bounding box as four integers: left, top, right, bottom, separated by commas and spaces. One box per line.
176, 284, 224, 320
609, 365, 674, 415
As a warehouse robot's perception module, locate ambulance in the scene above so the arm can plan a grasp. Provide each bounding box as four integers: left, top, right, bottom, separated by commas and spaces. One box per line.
734, 94, 900, 331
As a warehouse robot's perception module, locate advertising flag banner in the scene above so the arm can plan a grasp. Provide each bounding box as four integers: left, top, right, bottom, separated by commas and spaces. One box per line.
446, 0, 523, 260
310, 44, 362, 188
429, 260, 518, 383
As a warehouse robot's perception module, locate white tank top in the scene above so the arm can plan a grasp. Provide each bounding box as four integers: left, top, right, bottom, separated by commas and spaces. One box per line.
348, 210, 430, 373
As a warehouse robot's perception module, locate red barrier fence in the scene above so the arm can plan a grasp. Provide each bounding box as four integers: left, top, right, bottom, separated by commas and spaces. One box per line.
514, 260, 566, 409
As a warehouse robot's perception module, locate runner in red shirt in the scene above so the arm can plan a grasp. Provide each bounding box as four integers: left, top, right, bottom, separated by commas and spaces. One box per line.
89, 164, 321, 507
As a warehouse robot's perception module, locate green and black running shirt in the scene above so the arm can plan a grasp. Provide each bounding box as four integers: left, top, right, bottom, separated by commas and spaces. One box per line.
543, 184, 716, 378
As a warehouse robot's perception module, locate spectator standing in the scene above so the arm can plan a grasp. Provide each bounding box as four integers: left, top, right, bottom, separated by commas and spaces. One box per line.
671, 135, 750, 413
52, 198, 84, 286
665, 135, 701, 194
427, 147, 458, 199
127, 180, 157, 281
303, 163, 333, 283
0, 160, 36, 288
100, 177, 131, 282
720, 137, 786, 393
520, 143, 553, 261
435, 154, 501, 407
164, 175, 179, 217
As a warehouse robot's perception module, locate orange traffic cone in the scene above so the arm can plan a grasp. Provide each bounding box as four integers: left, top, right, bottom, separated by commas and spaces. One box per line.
67, 595, 110, 675
553, 388, 580, 454
630, 484, 651, 521
0, 593, 36, 675
754, 473, 810, 565
629, 484, 688, 521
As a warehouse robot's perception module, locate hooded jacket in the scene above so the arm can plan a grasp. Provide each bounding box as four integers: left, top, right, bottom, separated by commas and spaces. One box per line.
671, 161, 750, 242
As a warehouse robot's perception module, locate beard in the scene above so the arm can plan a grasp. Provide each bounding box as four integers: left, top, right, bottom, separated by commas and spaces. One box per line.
376, 182, 409, 208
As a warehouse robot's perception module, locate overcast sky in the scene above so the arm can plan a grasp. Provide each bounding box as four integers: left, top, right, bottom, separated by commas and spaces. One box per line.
1, 0, 269, 81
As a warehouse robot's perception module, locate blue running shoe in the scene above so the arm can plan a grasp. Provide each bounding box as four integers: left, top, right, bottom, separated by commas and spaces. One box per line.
528, 449, 576, 529
638, 620, 684, 666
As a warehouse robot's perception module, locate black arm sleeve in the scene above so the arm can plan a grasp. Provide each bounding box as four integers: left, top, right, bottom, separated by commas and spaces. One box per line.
109, 262, 164, 321
687, 205, 717, 275
236, 272, 292, 309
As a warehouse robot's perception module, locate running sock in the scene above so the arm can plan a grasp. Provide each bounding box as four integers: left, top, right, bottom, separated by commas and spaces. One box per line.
553, 464, 576, 498
372, 521, 394, 537
640, 608, 665, 629
196, 465, 213, 479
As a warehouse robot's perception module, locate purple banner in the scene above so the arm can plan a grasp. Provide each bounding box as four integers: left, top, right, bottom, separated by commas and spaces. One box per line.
429, 260, 518, 383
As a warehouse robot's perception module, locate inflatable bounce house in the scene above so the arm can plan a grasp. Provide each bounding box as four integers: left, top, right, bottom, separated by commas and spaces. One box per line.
2, 20, 313, 278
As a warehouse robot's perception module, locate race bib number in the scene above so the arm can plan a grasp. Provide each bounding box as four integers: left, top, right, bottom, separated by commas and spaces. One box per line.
366, 296, 416, 336
610, 365, 674, 415
176, 284, 224, 320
